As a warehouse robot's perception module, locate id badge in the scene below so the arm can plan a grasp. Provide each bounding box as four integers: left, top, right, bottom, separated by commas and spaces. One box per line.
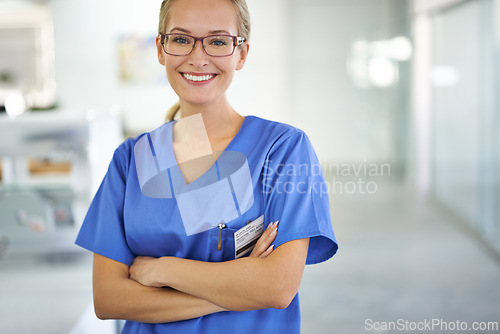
234, 214, 265, 259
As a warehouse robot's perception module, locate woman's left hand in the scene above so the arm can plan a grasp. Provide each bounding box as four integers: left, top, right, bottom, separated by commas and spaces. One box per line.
129, 256, 165, 288
249, 221, 279, 258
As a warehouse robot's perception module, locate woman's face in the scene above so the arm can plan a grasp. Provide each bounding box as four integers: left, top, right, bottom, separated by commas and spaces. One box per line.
157, 0, 249, 108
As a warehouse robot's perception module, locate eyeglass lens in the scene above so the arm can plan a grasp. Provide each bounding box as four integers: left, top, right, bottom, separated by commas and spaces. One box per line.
164, 34, 235, 56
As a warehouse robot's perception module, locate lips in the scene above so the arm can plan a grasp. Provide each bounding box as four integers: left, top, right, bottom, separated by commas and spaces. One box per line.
182, 73, 216, 82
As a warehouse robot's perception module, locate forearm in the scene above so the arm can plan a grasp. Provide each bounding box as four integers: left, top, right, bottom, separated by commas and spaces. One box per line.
162, 257, 283, 311
93, 254, 224, 323
155, 239, 309, 312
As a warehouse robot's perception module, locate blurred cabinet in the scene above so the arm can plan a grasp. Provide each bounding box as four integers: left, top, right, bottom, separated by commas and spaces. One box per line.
0, 1, 56, 111
0, 111, 122, 256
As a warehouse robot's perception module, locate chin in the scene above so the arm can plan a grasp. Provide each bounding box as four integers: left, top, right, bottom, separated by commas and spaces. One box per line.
180, 90, 226, 106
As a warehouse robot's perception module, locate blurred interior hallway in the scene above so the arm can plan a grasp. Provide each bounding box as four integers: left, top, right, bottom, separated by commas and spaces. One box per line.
299, 178, 500, 334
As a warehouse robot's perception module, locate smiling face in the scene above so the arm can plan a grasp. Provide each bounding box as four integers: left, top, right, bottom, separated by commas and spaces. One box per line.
157, 0, 249, 109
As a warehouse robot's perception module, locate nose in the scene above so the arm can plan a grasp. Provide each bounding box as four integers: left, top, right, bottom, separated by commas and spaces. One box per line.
188, 39, 209, 68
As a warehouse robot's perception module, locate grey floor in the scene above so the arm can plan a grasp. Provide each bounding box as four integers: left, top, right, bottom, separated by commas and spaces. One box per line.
0, 252, 93, 334
300, 179, 500, 334
1, 179, 499, 333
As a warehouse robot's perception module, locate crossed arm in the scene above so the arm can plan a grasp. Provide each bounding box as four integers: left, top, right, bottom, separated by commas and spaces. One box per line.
93, 222, 310, 323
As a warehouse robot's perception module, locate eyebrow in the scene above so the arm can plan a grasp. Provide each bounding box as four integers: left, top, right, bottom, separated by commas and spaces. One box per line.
169, 27, 232, 35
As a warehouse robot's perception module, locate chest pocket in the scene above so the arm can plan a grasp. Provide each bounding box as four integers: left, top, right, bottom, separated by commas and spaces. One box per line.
208, 224, 238, 262
208, 211, 265, 262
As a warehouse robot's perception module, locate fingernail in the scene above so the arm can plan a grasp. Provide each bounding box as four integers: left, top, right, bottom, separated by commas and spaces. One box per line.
270, 228, 277, 237
266, 244, 274, 252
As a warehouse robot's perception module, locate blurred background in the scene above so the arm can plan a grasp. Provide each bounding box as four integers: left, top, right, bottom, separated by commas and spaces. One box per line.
0, 0, 499, 333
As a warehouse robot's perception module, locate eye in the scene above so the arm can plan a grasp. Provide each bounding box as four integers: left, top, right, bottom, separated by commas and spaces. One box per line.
207, 36, 229, 47
171, 35, 191, 45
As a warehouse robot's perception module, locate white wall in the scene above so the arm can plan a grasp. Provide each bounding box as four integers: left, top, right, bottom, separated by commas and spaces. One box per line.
51, 0, 174, 133
413, 0, 464, 14
229, 0, 292, 124
51, 0, 114, 113
290, 0, 409, 163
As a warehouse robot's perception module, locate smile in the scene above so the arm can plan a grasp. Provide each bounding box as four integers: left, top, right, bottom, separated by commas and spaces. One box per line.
182, 73, 216, 82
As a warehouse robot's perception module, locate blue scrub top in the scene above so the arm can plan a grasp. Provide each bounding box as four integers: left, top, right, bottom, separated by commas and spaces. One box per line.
76, 115, 338, 334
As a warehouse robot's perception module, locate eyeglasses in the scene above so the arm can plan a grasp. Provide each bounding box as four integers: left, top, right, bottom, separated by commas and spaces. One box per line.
159, 33, 246, 57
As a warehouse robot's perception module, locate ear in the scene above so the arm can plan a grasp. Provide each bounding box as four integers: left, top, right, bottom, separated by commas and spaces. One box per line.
156, 35, 166, 66
235, 42, 250, 71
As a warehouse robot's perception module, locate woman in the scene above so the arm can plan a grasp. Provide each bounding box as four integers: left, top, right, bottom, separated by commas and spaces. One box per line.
76, 0, 338, 332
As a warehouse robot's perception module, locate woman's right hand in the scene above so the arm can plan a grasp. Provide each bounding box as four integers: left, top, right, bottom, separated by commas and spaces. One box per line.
249, 221, 279, 258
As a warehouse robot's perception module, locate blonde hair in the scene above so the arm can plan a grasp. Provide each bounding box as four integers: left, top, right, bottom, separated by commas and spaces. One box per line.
159, 0, 251, 122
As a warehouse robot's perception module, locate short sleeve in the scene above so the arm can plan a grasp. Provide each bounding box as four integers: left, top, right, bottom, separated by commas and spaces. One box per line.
263, 131, 338, 265
75, 140, 135, 266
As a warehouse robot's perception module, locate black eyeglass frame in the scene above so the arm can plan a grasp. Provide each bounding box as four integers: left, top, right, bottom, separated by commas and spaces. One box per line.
159, 33, 246, 57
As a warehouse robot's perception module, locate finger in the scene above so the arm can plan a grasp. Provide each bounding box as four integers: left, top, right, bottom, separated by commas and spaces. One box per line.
257, 221, 277, 247
250, 221, 279, 257
259, 244, 274, 258
131, 256, 145, 264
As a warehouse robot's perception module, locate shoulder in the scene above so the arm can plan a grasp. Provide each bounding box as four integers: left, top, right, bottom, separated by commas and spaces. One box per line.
109, 122, 171, 172
245, 115, 309, 149
117, 122, 173, 156
245, 115, 303, 137
244, 116, 319, 167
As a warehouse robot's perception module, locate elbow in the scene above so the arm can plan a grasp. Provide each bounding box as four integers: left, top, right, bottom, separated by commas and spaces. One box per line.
94, 303, 110, 320
94, 307, 108, 320
268, 287, 297, 310
261, 271, 301, 310
93, 296, 116, 320
95, 309, 110, 321
272, 294, 295, 310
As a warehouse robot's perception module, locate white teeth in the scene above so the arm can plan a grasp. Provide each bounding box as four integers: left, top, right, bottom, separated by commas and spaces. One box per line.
183, 73, 215, 82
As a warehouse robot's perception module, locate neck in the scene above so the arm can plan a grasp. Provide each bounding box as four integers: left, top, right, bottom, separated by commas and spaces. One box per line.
177, 95, 244, 141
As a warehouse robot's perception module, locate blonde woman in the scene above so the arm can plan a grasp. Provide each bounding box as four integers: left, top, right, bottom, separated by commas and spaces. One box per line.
76, 0, 337, 332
